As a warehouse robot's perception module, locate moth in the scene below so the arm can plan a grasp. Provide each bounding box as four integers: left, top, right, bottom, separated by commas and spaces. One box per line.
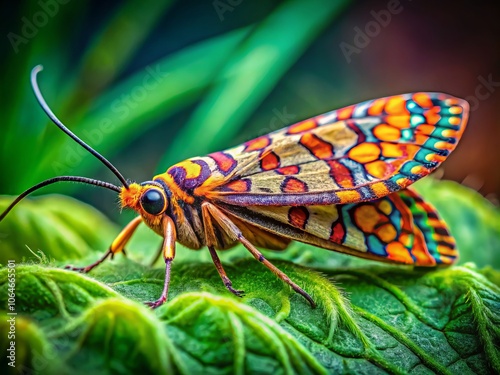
0, 66, 469, 308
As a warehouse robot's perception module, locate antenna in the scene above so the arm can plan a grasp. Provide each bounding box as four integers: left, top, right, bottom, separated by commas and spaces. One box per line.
0, 66, 131, 221
31, 65, 129, 188
0, 176, 121, 221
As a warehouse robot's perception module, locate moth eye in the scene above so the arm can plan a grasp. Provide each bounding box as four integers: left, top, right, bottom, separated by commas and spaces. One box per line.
140, 189, 166, 215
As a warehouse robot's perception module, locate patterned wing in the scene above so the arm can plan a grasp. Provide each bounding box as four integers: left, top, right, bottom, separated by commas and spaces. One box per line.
197, 92, 468, 206
218, 188, 457, 266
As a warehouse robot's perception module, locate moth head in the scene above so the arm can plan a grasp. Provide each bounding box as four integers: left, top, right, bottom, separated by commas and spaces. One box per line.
120, 181, 168, 217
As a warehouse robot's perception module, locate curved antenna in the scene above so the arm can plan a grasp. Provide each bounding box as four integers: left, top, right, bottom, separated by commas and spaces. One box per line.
31, 65, 129, 189
0, 176, 121, 222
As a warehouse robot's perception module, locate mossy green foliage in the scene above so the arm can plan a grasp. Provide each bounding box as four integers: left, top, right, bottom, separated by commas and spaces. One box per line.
0, 196, 118, 262
1, 179, 499, 374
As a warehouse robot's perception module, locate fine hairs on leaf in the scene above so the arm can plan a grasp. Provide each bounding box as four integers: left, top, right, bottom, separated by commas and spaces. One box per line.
1, 177, 500, 374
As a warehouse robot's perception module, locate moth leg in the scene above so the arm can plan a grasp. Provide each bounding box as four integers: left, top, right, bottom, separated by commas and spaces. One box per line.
202, 202, 316, 308
239, 236, 316, 308
201, 203, 244, 297
145, 215, 176, 309
208, 245, 245, 297
65, 216, 143, 273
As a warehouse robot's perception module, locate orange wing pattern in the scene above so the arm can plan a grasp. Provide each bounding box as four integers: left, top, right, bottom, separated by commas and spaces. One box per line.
176, 92, 468, 206
217, 188, 457, 266
152, 92, 467, 266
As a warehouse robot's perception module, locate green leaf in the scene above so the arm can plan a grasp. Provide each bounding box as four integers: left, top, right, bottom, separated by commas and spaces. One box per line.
0, 195, 118, 264
50, 298, 173, 374
1, 261, 499, 374
160, 292, 327, 374
0, 265, 119, 320
1, 316, 60, 374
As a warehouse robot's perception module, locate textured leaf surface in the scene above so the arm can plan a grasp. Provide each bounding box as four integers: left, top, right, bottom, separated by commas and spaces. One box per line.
0, 195, 118, 264
0, 180, 499, 374
1, 262, 499, 374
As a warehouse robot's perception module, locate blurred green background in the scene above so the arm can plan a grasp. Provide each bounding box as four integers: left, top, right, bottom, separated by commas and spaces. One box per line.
0, 0, 499, 226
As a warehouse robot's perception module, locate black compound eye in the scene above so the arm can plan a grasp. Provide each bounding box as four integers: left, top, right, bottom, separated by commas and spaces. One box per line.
140, 189, 165, 215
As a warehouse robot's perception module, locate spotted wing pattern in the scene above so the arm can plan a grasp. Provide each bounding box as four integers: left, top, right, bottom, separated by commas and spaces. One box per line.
153, 92, 467, 266
183, 92, 468, 206
218, 187, 457, 266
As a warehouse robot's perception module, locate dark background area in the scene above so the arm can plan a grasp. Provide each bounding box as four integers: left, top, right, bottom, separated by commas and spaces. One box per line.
1, 0, 499, 223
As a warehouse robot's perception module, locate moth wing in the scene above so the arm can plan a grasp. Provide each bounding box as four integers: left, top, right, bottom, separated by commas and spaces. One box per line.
215, 187, 457, 266
199, 92, 468, 206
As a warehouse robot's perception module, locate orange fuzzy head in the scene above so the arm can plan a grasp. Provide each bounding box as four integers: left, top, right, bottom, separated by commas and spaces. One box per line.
119, 182, 169, 233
